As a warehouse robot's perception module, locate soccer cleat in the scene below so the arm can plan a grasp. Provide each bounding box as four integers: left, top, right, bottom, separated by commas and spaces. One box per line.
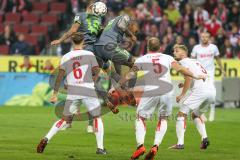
87, 125, 94, 133
144, 145, 158, 160
131, 144, 146, 160
168, 144, 184, 149
37, 138, 48, 153
96, 148, 108, 154
200, 138, 210, 149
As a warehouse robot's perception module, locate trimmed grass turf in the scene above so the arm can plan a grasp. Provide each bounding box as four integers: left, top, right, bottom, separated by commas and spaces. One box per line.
0, 106, 240, 160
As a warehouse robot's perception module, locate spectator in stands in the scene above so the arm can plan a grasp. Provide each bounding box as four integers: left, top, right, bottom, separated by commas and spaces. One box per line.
148, 24, 159, 37
159, 13, 171, 38
160, 35, 169, 53
216, 27, 226, 50
70, 0, 79, 14
235, 39, 240, 59
188, 0, 206, 9
19, 55, 35, 72
0, 0, 7, 15
43, 59, 54, 73
12, 0, 31, 14
164, 35, 184, 56
187, 36, 197, 56
10, 33, 31, 55
166, 26, 174, 44
150, 0, 162, 23
204, 14, 222, 37
229, 25, 240, 48
204, 0, 217, 14
164, 2, 181, 25
182, 4, 194, 28
0, 24, 16, 47
213, 1, 227, 24
135, 3, 150, 21
221, 39, 235, 58
194, 6, 209, 27
227, 5, 240, 26
181, 22, 198, 44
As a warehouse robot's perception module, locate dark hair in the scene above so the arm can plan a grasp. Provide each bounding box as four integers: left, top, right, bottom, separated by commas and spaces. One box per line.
148, 37, 160, 52
72, 32, 84, 45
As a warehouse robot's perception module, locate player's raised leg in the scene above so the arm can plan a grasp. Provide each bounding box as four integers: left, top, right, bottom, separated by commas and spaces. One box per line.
37, 116, 72, 153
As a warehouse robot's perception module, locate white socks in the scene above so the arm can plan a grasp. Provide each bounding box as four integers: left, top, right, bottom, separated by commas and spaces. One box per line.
176, 117, 186, 145
154, 119, 167, 146
45, 119, 69, 141
193, 117, 207, 140
209, 103, 215, 121
94, 117, 104, 149
135, 118, 146, 147
45, 117, 104, 150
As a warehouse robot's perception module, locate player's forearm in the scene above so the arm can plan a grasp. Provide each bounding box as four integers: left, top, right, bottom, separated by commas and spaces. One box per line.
181, 76, 192, 96
58, 31, 74, 43
178, 67, 195, 79
53, 70, 65, 94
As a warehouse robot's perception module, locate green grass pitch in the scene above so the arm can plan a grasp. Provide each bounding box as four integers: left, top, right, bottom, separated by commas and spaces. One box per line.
0, 106, 240, 160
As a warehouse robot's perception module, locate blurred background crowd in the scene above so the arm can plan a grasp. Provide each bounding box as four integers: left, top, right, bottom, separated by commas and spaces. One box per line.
0, 0, 239, 58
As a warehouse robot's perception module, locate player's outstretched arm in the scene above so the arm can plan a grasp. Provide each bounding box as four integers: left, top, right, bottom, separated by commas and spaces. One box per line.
51, 23, 80, 46
171, 62, 205, 81
50, 69, 65, 103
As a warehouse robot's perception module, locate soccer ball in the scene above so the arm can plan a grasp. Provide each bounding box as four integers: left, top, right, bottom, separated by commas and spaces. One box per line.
92, 2, 107, 17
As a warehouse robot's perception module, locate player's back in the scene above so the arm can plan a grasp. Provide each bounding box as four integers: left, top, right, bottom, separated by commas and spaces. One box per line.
60, 50, 97, 88
96, 15, 125, 45
179, 58, 213, 90
135, 52, 174, 83
74, 12, 102, 45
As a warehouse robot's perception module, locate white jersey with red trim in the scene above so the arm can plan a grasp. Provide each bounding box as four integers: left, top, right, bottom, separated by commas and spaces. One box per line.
134, 52, 175, 91
191, 43, 220, 82
179, 58, 213, 90
60, 49, 99, 100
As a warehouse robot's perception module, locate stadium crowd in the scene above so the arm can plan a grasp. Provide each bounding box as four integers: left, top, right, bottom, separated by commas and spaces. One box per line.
0, 0, 239, 58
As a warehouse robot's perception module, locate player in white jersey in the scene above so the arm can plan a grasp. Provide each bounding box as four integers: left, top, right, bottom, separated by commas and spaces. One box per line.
170, 44, 216, 150
126, 38, 206, 160
191, 32, 225, 121
37, 32, 115, 155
